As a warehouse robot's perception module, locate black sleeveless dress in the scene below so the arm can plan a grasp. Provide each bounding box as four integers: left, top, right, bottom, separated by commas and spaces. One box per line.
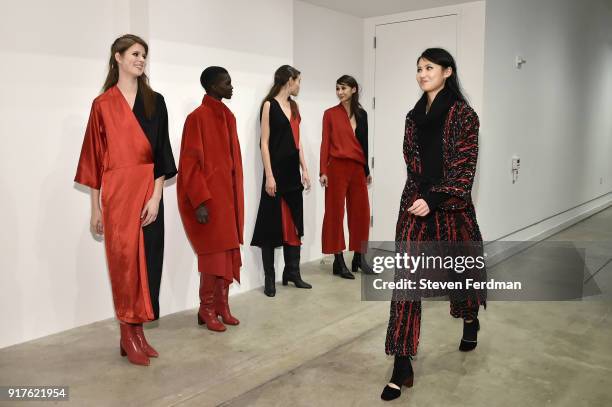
251, 99, 304, 248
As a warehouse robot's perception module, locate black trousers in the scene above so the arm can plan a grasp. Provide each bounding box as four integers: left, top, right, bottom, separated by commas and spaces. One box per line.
143, 198, 164, 320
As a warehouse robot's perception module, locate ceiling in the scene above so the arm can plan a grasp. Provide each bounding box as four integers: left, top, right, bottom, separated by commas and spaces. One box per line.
297, 0, 471, 18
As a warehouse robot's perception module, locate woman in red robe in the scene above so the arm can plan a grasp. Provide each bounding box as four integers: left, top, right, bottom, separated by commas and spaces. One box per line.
320, 75, 372, 280
177, 66, 244, 332
74, 34, 176, 366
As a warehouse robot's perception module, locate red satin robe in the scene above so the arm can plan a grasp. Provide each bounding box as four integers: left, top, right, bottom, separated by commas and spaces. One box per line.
74, 86, 155, 323
177, 95, 244, 282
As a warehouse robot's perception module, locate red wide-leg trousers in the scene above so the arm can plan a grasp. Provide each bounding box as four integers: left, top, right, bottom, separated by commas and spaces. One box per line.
322, 158, 370, 254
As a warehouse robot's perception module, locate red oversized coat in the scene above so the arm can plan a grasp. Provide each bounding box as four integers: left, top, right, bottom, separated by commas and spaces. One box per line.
177, 95, 244, 255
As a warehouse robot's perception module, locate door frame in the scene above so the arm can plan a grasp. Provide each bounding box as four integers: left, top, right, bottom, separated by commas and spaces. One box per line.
362, 1, 486, 234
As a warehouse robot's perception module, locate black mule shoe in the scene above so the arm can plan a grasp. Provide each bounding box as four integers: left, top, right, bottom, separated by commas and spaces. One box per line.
381, 356, 414, 401
459, 318, 480, 352
333, 253, 355, 279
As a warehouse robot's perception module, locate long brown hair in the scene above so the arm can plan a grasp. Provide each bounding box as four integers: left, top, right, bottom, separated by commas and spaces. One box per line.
102, 34, 156, 118
336, 75, 363, 119
261, 65, 301, 119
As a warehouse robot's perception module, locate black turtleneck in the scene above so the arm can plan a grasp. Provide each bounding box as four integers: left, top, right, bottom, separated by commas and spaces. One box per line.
412, 86, 456, 211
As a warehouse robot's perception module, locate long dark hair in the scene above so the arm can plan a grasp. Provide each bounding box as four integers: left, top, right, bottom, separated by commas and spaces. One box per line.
336, 75, 363, 118
417, 48, 467, 103
261, 65, 301, 119
103, 34, 156, 118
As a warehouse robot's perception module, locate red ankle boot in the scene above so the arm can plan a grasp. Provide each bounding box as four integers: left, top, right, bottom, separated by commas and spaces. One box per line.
198, 273, 226, 332
134, 324, 159, 358
214, 278, 239, 325
119, 323, 150, 366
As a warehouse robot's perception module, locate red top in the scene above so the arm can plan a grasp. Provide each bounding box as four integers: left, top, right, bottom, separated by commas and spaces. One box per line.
290, 112, 301, 148
320, 104, 366, 176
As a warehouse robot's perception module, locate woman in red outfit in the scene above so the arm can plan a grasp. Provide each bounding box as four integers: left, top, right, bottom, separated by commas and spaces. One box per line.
74, 34, 177, 366
177, 67, 244, 332
320, 75, 372, 279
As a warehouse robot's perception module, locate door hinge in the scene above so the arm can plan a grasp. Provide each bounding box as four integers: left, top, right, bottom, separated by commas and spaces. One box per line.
371, 157, 375, 169
372, 97, 376, 109
373, 36, 377, 49
370, 215, 374, 227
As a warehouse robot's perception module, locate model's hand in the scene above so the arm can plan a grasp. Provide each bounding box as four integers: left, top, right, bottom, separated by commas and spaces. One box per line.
302, 171, 311, 191
366, 175, 373, 186
141, 197, 160, 227
195, 203, 209, 224
265, 176, 277, 197
91, 207, 103, 235
319, 174, 328, 187
408, 198, 430, 217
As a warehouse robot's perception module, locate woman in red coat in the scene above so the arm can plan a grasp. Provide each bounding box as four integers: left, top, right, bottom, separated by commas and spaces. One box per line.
177, 67, 244, 332
75, 34, 177, 366
320, 75, 372, 279
380, 48, 486, 401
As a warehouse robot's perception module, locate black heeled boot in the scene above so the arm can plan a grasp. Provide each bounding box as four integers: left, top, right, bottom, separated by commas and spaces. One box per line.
282, 245, 312, 289
459, 317, 480, 352
351, 252, 362, 273
381, 355, 414, 401
261, 246, 276, 297
333, 253, 355, 279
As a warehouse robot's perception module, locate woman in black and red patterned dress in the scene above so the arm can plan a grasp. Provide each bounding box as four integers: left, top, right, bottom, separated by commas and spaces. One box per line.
381, 48, 486, 401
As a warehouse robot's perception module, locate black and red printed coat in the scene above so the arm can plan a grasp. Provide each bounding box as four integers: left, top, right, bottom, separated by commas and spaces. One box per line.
396, 100, 483, 245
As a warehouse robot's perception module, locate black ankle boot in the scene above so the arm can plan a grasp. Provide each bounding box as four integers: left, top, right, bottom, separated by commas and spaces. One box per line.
333, 253, 354, 279
459, 317, 480, 352
381, 355, 414, 401
261, 246, 276, 297
282, 245, 312, 289
351, 252, 362, 273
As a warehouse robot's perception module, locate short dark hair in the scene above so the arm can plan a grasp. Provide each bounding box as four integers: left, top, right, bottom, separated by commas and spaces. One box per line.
200, 66, 228, 92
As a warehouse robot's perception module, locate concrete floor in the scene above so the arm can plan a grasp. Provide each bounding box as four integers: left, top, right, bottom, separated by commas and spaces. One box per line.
1, 207, 612, 407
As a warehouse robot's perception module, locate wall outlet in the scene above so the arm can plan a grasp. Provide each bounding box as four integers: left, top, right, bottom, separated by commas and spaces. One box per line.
511, 156, 520, 184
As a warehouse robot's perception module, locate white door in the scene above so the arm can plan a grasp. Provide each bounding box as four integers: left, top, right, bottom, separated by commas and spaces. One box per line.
372, 15, 458, 241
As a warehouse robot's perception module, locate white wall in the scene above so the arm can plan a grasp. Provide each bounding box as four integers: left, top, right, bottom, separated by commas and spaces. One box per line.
0, 0, 366, 349
0, 0, 132, 349
362, 0, 612, 243
144, 0, 294, 324
3, 0, 611, 349
363, 1, 487, 236
293, 0, 365, 260
477, 0, 612, 241
0, 0, 296, 349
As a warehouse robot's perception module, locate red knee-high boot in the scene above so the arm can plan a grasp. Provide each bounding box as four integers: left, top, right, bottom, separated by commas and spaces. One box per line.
215, 278, 239, 325
198, 273, 226, 332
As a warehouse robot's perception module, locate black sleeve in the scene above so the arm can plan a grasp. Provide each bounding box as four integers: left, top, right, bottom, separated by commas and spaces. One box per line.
358, 110, 370, 177
422, 191, 451, 211
154, 95, 178, 180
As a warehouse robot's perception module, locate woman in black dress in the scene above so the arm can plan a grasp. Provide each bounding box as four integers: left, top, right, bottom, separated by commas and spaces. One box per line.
251, 65, 312, 297
381, 48, 486, 400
